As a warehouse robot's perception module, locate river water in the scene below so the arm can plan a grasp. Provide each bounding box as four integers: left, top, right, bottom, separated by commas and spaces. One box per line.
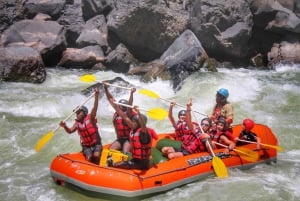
0, 64, 299, 201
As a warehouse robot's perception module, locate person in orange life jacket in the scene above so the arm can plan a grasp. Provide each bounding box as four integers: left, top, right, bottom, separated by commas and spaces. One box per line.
103, 81, 136, 154
108, 98, 158, 170
162, 99, 213, 159
210, 118, 235, 154
59, 88, 102, 164
210, 88, 234, 133
168, 101, 190, 141
235, 118, 261, 149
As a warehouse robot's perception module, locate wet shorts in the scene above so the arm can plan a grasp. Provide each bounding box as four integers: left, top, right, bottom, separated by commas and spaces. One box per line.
82, 144, 102, 157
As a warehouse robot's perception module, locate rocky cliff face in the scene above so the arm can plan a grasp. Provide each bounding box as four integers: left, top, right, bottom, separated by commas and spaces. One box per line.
1, 0, 300, 88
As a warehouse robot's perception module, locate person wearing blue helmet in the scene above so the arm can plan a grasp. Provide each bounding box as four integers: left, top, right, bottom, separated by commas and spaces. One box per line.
210, 88, 234, 133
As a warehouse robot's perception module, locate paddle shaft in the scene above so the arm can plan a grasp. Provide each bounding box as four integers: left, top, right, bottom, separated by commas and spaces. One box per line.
160, 98, 208, 116
237, 139, 283, 151
114, 101, 149, 112
214, 142, 247, 156
139, 89, 208, 116
105, 82, 132, 90
154, 94, 208, 116
80, 74, 132, 90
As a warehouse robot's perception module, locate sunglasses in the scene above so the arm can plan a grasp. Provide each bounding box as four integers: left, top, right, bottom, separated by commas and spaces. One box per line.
201, 123, 209, 126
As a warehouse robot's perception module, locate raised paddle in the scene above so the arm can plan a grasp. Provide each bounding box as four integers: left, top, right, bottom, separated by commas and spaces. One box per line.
213, 142, 259, 162
35, 92, 96, 152
237, 139, 284, 152
139, 89, 208, 116
114, 102, 168, 121
79, 74, 132, 90
197, 119, 228, 178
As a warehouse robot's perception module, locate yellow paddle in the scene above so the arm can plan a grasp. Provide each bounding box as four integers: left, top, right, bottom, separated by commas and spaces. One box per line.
35, 92, 96, 152
139, 89, 208, 116
197, 120, 228, 178
114, 102, 168, 120
206, 140, 228, 178
213, 142, 259, 162
237, 139, 284, 152
79, 74, 132, 90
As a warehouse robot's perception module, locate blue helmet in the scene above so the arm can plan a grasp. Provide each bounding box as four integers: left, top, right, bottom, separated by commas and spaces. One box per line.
217, 88, 229, 98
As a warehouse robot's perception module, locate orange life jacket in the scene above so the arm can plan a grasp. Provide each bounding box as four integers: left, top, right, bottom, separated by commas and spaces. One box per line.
210, 130, 234, 144
75, 114, 101, 146
175, 121, 199, 141
181, 130, 206, 154
130, 128, 154, 160
113, 112, 131, 139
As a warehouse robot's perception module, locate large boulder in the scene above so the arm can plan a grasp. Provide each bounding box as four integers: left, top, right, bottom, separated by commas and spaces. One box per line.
81, 0, 112, 21
190, 0, 253, 62
0, 19, 67, 66
160, 29, 212, 90
267, 41, 300, 66
107, 0, 190, 61
57, 0, 85, 48
0, 46, 46, 83
24, 0, 66, 20
76, 15, 109, 51
105, 43, 139, 73
58, 45, 105, 69
251, 0, 300, 34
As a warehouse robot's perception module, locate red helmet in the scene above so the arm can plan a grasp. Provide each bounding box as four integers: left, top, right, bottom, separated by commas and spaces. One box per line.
243, 118, 254, 131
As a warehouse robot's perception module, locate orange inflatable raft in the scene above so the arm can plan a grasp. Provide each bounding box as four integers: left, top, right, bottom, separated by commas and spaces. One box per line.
50, 124, 280, 198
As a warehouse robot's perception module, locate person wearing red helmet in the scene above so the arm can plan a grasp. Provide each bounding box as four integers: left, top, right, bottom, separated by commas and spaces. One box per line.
235, 118, 261, 149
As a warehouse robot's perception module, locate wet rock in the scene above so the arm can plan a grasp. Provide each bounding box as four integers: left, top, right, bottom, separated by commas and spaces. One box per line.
0, 46, 46, 83
58, 45, 105, 69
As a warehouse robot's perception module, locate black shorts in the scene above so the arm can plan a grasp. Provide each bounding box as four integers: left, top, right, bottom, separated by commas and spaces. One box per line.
116, 138, 130, 147
82, 143, 102, 157
175, 147, 190, 156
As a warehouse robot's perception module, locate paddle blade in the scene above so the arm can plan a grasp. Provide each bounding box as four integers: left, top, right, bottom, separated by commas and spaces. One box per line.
35, 131, 54, 152
147, 108, 168, 120
139, 89, 160, 99
212, 156, 228, 178
79, 74, 96, 83
236, 147, 259, 162
261, 143, 284, 152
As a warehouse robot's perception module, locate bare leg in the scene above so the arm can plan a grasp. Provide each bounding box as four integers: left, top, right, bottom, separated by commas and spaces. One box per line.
109, 140, 121, 150
122, 140, 131, 154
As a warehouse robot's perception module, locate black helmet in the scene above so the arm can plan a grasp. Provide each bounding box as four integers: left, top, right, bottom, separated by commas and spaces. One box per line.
217, 118, 227, 128
178, 110, 187, 118
132, 114, 147, 126
118, 99, 129, 111
77, 106, 88, 115
118, 99, 129, 105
